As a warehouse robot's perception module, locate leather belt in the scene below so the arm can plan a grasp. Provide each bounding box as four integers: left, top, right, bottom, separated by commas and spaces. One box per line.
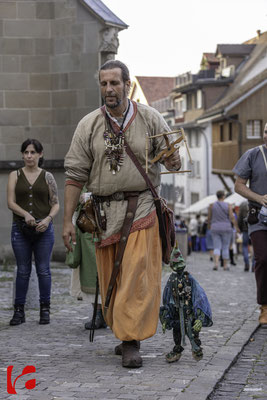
96, 191, 142, 203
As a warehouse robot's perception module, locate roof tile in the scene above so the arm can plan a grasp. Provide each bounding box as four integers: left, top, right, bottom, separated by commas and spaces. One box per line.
135, 76, 175, 104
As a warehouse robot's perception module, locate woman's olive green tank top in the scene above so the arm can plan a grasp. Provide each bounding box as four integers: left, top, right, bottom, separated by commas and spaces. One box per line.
13, 169, 50, 222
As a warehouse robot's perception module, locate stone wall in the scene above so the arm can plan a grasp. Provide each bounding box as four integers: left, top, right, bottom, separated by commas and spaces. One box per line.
0, 0, 120, 261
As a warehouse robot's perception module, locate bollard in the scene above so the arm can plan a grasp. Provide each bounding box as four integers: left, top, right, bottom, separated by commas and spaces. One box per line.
12, 264, 39, 309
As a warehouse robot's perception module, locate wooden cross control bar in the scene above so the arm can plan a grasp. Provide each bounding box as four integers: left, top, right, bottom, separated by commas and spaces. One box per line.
145, 128, 193, 174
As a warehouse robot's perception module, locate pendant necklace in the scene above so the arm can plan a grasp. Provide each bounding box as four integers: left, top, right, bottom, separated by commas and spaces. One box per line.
103, 101, 130, 175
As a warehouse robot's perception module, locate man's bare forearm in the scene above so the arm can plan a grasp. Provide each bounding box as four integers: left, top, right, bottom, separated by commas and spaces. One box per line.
235, 178, 267, 206
63, 184, 82, 223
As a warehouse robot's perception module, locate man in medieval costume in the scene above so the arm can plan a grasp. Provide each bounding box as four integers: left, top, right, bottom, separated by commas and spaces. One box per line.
63, 60, 181, 368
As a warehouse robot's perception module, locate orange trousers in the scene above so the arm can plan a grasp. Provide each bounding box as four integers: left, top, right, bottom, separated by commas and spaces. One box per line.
95, 219, 162, 341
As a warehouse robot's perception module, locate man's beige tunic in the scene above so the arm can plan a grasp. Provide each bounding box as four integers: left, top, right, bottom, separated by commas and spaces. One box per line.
65, 101, 170, 341
65, 101, 169, 244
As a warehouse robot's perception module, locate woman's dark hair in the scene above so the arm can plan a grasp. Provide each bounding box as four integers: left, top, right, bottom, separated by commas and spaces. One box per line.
99, 60, 130, 83
216, 190, 225, 200
21, 138, 44, 167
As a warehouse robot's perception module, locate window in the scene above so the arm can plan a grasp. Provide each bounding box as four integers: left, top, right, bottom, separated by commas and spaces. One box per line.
182, 94, 187, 112
195, 161, 200, 178
166, 119, 174, 128
188, 161, 200, 178
191, 192, 199, 204
191, 131, 196, 147
174, 98, 183, 117
160, 183, 175, 203
187, 131, 200, 148
197, 89, 202, 109
193, 93, 197, 109
220, 124, 224, 142
187, 93, 192, 110
188, 130, 201, 148
229, 122, 233, 141
220, 58, 227, 70
195, 131, 200, 147
176, 186, 184, 203
246, 120, 262, 138
188, 132, 192, 148
187, 161, 193, 177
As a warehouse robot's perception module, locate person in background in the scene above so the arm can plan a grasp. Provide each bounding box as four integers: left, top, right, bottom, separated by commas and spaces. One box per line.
67, 190, 106, 330
7, 139, 59, 326
189, 215, 198, 251
229, 205, 237, 266
175, 215, 181, 230
175, 215, 188, 260
203, 217, 214, 261
208, 190, 239, 271
198, 216, 207, 252
233, 122, 267, 325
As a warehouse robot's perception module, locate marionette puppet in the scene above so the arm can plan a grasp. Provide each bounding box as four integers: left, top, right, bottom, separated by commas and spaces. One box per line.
160, 244, 213, 363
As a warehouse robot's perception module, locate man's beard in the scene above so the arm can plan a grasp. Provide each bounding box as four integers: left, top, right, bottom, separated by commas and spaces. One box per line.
104, 96, 122, 109
104, 86, 127, 109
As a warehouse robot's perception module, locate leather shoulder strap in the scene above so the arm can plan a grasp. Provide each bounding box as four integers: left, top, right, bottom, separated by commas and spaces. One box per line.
124, 138, 159, 199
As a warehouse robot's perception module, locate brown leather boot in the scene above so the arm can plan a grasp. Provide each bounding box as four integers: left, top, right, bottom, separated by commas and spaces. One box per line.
122, 340, 142, 368
115, 341, 140, 355
259, 305, 267, 325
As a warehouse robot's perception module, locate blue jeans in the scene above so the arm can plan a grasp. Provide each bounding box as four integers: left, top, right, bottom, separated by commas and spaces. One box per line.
11, 222, 54, 304
211, 230, 232, 259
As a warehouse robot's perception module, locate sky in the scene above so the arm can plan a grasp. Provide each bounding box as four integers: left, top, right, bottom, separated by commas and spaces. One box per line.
103, 0, 267, 77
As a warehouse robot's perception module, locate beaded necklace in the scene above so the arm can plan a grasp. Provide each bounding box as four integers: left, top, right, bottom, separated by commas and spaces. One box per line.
103, 101, 130, 175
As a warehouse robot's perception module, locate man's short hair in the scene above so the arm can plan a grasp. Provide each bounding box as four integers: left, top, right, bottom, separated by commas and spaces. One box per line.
216, 190, 225, 199
99, 60, 130, 83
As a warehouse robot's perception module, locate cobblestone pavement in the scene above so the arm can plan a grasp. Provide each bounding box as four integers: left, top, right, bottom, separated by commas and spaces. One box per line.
209, 326, 267, 400
0, 251, 261, 400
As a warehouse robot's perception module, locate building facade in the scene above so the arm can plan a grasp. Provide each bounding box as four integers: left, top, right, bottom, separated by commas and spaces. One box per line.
198, 31, 267, 187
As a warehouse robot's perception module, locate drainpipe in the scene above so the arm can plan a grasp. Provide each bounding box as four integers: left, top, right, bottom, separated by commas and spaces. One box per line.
199, 127, 210, 195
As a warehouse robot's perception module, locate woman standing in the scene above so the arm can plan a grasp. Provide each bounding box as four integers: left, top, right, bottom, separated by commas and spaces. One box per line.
7, 139, 59, 325
208, 190, 239, 271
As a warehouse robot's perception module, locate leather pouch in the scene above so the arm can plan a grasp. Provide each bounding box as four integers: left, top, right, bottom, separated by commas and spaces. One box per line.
247, 207, 259, 225
76, 198, 100, 234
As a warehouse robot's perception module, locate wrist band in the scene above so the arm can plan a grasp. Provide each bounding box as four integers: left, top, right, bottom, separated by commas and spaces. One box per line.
48, 215, 53, 221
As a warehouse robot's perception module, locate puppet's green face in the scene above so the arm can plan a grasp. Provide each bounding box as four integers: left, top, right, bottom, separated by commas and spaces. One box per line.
169, 247, 186, 273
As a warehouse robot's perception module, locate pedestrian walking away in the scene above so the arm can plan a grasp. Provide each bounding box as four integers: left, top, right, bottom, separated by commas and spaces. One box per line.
189, 215, 199, 251
233, 122, 267, 325
7, 139, 60, 326
63, 60, 181, 368
207, 190, 239, 271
